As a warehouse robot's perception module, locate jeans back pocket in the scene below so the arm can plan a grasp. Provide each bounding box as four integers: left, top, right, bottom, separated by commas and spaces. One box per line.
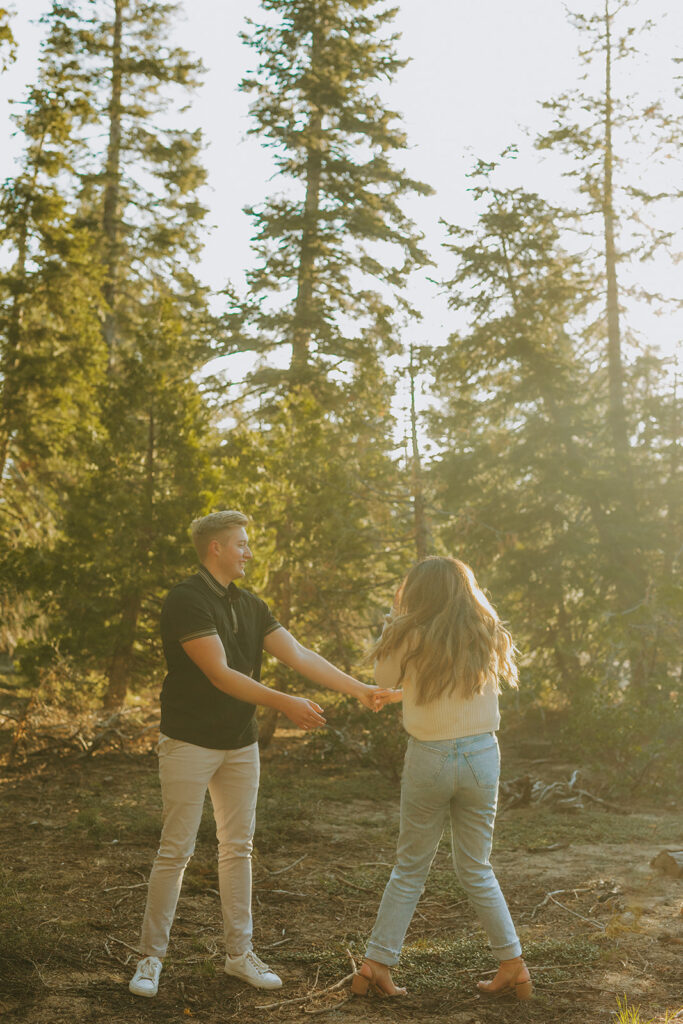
403, 740, 450, 788
463, 742, 500, 788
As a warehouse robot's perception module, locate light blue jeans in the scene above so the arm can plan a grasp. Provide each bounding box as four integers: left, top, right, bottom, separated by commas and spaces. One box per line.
366, 732, 521, 966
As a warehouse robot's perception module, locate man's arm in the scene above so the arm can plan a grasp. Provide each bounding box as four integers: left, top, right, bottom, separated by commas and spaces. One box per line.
264, 627, 379, 710
181, 634, 326, 730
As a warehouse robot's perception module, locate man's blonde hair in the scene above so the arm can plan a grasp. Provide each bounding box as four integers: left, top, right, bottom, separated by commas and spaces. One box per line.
190, 510, 249, 560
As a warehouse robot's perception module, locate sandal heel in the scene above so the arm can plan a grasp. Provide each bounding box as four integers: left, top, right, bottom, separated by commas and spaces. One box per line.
515, 977, 533, 1000
351, 973, 370, 996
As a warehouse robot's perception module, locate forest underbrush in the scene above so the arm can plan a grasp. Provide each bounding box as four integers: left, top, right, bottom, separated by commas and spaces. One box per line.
1, 681, 681, 1024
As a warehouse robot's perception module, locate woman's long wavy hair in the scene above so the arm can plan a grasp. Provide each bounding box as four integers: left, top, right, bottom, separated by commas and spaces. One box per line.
370, 556, 519, 704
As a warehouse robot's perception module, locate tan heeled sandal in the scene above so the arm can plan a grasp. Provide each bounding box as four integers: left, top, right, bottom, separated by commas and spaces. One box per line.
477, 957, 533, 1000
350, 961, 407, 998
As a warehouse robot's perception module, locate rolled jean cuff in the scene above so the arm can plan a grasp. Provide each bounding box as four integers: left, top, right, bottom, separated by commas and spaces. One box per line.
364, 940, 400, 967
491, 938, 522, 961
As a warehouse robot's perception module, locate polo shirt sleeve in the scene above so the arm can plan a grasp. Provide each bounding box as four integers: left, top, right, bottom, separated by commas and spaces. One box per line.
261, 598, 281, 638
163, 586, 218, 645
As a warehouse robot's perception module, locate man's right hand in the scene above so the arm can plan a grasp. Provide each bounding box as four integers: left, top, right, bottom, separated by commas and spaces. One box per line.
282, 695, 326, 730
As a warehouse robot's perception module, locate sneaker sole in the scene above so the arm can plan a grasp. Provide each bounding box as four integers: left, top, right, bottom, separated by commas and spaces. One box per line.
129, 984, 158, 998
223, 968, 282, 990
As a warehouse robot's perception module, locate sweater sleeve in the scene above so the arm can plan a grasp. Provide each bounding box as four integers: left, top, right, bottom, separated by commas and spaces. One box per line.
374, 647, 404, 688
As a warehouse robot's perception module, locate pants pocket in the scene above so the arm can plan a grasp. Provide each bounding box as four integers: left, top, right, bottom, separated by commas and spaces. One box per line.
157, 733, 184, 757
403, 740, 449, 787
463, 742, 500, 788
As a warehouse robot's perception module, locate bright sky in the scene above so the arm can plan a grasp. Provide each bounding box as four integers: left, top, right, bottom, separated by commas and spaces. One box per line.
2, 0, 681, 407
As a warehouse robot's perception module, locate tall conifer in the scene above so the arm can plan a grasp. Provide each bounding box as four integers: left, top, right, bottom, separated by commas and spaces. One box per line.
226, 0, 431, 740
10, 1, 220, 704
533, 1, 682, 698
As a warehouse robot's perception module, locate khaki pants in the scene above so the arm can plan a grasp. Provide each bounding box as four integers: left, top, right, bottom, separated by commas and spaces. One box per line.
139, 735, 260, 959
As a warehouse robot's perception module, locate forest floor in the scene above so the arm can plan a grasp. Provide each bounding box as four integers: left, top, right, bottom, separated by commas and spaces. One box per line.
1, 683, 681, 1024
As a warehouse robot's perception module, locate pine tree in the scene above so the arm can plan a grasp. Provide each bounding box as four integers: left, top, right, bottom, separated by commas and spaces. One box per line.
0, 81, 106, 492
0, 63, 107, 660
10, 1, 221, 705
533, 1, 683, 698
433, 165, 610, 699
220, 0, 433, 740
231, 0, 432, 383
534, 1, 677, 618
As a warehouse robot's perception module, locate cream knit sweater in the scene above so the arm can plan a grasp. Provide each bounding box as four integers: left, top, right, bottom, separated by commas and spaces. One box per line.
374, 644, 500, 741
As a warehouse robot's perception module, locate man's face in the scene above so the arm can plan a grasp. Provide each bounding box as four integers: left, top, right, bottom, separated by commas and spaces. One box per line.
214, 526, 253, 582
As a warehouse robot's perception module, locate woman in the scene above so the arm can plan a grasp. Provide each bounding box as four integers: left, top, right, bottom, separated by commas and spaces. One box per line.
352, 556, 532, 1000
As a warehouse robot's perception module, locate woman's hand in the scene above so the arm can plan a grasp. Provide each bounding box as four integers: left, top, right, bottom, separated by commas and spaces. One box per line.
355, 682, 382, 712
373, 688, 403, 710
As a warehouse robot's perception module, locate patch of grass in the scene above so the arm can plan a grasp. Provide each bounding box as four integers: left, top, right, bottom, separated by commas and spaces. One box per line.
316, 864, 390, 899
350, 934, 602, 996
65, 806, 109, 840
0, 866, 83, 997
614, 995, 683, 1023
495, 807, 680, 850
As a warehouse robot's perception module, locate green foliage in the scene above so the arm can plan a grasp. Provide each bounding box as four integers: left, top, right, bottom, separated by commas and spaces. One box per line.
0, 7, 16, 72
2, 1, 224, 703
219, 0, 431, 713
614, 995, 682, 1024
222, 381, 410, 672
304, 695, 407, 781
431, 155, 682, 770
234, 0, 433, 377
547, 688, 683, 798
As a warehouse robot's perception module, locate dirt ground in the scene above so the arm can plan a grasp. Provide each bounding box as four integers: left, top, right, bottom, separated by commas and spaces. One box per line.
1, 689, 681, 1024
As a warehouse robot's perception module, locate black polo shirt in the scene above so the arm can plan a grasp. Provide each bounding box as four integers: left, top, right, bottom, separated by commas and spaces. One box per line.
159, 566, 281, 749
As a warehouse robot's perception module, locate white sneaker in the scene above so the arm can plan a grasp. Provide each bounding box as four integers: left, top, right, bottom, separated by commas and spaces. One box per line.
224, 949, 282, 990
129, 955, 162, 997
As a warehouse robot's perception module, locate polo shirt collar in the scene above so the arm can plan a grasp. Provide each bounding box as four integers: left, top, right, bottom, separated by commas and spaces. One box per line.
197, 566, 239, 602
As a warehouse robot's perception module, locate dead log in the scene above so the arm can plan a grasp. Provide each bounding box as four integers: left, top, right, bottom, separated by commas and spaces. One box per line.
650, 851, 683, 878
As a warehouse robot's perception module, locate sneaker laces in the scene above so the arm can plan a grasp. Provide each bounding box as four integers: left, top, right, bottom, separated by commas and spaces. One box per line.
137, 957, 159, 980
244, 951, 271, 975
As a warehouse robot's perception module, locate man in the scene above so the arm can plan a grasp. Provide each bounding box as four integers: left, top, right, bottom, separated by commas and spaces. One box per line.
129, 510, 379, 998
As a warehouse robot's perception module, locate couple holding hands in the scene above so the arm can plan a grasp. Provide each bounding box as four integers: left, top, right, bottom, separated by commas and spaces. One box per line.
128, 510, 532, 1002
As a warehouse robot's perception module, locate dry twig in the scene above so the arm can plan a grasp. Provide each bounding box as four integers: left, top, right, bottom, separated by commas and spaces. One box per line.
263, 854, 307, 876
106, 935, 141, 955
256, 972, 354, 1011
532, 889, 606, 930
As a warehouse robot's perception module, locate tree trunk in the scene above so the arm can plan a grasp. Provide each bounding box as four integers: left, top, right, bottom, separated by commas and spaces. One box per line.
290, 19, 323, 379
603, 0, 631, 480
601, 1, 651, 696
0, 207, 28, 486
102, 0, 123, 369
258, 551, 292, 750
103, 592, 141, 708
409, 346, 431, 561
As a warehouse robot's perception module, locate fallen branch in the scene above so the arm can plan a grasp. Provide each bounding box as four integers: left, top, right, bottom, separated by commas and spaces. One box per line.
532, 890, 605, 931
331, 869, 377, 893
531, 888, 593, 919
103, 882, 147, 893
256, 972, 354, 1011
253, 888, 311, 899
526, 842, 571, 853
304, 995, 351, 1015
576, 788, 629, 814
263, 854, 307, 877
106, 935, 141, 955
261, 937, 292, 949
